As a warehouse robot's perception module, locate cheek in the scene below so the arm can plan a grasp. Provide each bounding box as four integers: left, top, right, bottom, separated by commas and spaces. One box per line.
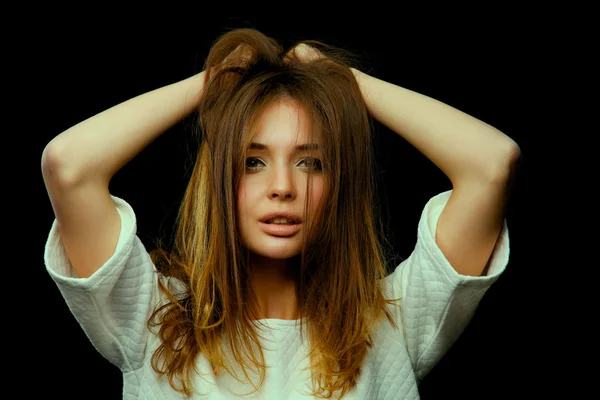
311, 182, 324, 205
236, 182, 248, 219
306, 180, 327, 243
236, 180, 260, 219
307, 179, 326, 213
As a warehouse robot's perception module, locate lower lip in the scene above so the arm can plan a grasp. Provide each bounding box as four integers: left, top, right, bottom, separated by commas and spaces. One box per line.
259, 222, 301, 237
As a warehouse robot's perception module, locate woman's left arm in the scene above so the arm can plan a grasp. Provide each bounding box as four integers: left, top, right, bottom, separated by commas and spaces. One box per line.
351, 68, 521, 277
351, 68, 520, 183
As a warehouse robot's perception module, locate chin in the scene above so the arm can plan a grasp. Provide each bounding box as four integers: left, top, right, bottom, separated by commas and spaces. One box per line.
244, 238, 302, 260
251, 246, 300, 260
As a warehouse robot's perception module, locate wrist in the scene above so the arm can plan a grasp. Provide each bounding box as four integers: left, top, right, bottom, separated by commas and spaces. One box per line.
350, 68, 371, 91
350, 67, 362, 79
182, 72, 206, 109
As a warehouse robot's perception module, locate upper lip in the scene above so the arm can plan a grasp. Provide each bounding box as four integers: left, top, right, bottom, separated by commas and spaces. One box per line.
260, 212, 302, 223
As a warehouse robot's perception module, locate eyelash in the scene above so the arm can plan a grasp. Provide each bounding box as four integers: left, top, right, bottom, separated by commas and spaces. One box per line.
245, 157, 323, 171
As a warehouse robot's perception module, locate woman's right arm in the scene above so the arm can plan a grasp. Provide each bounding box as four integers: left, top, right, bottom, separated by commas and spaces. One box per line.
43, 72, 206, 185
41, 71, 206, 279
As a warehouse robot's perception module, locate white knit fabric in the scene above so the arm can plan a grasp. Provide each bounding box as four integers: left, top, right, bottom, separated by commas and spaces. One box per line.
44, 190, 509, 399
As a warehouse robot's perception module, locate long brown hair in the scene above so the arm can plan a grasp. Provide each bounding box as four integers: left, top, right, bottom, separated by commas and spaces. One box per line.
147, 28, 402, 398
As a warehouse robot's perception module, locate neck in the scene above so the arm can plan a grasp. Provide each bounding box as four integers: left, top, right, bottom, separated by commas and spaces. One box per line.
247, 253, 301, 320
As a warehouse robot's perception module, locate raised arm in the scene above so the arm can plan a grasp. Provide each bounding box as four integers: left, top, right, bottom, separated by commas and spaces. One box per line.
41, 71, 206, 279
350, 67, 520, 277
42, 72, 206, 185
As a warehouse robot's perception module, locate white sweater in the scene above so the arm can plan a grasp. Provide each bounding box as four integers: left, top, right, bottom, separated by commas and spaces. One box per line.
44, 190, 509, 399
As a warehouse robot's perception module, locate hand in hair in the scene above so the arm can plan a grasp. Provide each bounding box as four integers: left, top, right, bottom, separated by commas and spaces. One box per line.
283, 43, 327, 65
202, 42, 258, 90
206, 43, 254, 80
222, 44, 255, 67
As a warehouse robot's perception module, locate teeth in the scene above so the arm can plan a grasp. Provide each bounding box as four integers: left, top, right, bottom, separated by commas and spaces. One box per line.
268, 217, 295, 224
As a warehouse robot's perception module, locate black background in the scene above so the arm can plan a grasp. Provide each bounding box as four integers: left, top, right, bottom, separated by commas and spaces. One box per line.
18, 9, 571, 399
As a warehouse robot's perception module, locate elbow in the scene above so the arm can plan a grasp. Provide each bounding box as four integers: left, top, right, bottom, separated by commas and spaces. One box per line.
41, 143, 81, 187
487, 142, 521, 184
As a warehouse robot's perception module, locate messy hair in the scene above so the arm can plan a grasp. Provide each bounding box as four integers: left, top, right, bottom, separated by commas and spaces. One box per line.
147, 28, 401, 398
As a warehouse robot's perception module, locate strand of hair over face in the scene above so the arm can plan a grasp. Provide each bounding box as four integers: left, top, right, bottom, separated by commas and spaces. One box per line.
146, 27, 402, 398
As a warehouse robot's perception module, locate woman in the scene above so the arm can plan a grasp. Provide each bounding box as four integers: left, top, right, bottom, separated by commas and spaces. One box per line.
42, 28, 519, 399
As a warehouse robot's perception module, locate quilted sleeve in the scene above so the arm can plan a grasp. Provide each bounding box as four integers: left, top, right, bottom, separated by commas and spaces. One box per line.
43, 194, 162, 373
385, 189, 510, 383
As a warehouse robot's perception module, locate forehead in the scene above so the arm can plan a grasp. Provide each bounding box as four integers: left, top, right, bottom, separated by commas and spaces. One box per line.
251, 98, 317, 147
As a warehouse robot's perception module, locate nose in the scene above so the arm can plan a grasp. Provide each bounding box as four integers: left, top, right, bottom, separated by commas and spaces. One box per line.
268, 166, 297, 200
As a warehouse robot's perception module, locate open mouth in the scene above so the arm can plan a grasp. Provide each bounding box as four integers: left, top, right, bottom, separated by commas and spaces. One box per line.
259, 221, 301, 237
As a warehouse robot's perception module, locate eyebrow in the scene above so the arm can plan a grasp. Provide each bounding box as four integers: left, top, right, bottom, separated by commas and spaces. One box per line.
249, 142, 320, 152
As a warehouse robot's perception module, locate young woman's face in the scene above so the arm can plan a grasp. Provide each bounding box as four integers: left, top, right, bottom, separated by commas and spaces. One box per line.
237, 98, 326, 260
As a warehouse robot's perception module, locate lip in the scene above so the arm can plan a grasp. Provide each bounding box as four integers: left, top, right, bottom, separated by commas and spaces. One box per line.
259, 221, 302, 237
260, 212, 302, 224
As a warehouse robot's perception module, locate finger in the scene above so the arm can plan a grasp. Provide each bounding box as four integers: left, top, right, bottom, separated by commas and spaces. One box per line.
223, 44, 253, 66
283, 47, 299, 64
284, 44, 323, 64
296, 44, 323, 62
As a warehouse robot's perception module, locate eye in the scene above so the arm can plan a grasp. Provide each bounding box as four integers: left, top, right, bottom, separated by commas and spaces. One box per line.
245, 157, 323, 171
245, 157, 265, 170
298, 157, 323, 171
